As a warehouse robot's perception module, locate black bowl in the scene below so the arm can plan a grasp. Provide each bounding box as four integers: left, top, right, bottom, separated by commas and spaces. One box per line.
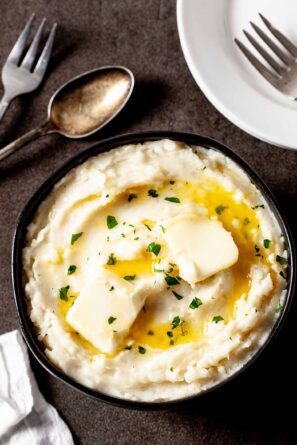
12, 131, 296, 409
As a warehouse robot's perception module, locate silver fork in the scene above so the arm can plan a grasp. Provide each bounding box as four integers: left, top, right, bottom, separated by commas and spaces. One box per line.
235, 14, 297, 99
0, 14, 57, 120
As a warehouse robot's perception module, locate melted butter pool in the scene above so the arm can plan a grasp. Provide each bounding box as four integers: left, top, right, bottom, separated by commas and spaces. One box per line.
104, 254, 155, 276
126, 178, 270, 350
128, 312, 205, 350
58, 177, 277, 355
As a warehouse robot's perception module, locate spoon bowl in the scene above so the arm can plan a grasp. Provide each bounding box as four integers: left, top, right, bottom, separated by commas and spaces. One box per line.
0, 66, 134, 161
49, 66, 134, 138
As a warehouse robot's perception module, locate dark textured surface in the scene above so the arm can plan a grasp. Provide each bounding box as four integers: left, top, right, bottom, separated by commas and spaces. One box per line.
0, 1, 296, 444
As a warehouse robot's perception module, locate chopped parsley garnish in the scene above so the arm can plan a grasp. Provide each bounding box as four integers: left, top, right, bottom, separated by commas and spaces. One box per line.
263, 239, 271, 249
109, 286, 114, 291
254, 244, 260, 253
148, 189, 158, 198
108, 316, 116, 324
275, 303, 283, 313
212, 315, 224, 323
107, 215, 118, 229
128, 193, 137, 202
160, 225, 166, 233
123, 275, 136, 281
134, 237, 139, 241
121, 233, 126, 238
167, 331, 173, 338
146, 242, 161, 256
172, 290, 184, 300
169, 180, 175, 184
215, 205, 228, 215
144, 223, 152, 231
165, 276, 180, 286
252, 204, 265, 210
147, 330, 154, 336
70, 232, 83, 245
189, 297, 202, 309
165, 197, 180, 203
125, 345, 132, 350
106, 194, 109, 198
67, 265, 77, 275
202, 166, 207, 171
154, 267, 164, 273
279, 271, 286, 279
59, 285, 70, 301
171, 316, 183, 329
138, 346, 146, 354
243, 217, 250, 225
170, 367, 174, 372
106, 253, 117, 265
276, 255, 287, 265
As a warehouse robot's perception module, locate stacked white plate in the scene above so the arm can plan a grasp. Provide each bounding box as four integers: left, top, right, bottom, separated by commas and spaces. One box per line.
177, 0, 297, 150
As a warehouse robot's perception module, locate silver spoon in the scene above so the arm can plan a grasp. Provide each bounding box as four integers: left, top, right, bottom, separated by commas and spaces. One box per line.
0, 66, 134, 161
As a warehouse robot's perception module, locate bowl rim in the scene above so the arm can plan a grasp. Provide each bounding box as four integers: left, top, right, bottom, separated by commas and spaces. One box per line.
12, 130, 296, 410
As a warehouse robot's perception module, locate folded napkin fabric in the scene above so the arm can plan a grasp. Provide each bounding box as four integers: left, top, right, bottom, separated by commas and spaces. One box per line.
0, 330, 74, 445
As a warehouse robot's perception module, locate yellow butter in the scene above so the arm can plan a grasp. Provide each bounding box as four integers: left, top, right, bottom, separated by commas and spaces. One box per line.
164, 213, 239, 285
66, 269, 152, 354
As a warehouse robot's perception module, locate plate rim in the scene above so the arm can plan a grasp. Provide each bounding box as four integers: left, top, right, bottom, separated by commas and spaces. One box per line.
176, 0, 297, 151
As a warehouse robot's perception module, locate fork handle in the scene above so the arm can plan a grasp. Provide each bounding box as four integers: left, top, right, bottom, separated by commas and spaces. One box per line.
0, 95, 11, 120
0, 120, 54, 162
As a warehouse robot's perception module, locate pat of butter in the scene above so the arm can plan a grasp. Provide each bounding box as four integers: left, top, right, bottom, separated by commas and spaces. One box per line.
164, 214, 238, 285
66, 269, 151, 354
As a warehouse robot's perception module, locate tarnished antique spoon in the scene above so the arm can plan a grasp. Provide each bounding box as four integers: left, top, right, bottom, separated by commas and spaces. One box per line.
0, 66, 134, 161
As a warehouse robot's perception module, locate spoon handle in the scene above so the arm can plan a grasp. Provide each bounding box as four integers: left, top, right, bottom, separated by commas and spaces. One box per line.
0, 120, 54, 162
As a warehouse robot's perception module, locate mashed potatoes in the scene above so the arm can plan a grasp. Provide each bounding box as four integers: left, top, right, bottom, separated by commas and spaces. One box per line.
23, 139, 288, 401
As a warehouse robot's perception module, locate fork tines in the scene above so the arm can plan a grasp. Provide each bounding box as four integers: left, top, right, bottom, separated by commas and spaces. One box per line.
235, 13, 297, 90
7, 14, 57, 77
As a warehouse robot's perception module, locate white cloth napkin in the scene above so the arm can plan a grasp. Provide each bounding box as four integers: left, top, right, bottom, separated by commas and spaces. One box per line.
0, 330, 74, 445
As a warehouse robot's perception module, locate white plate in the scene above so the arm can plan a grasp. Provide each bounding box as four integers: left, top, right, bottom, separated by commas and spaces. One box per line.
177, 0, 297, 150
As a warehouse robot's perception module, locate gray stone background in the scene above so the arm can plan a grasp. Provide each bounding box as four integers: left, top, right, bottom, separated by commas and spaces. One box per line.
0, 1, 296, 444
